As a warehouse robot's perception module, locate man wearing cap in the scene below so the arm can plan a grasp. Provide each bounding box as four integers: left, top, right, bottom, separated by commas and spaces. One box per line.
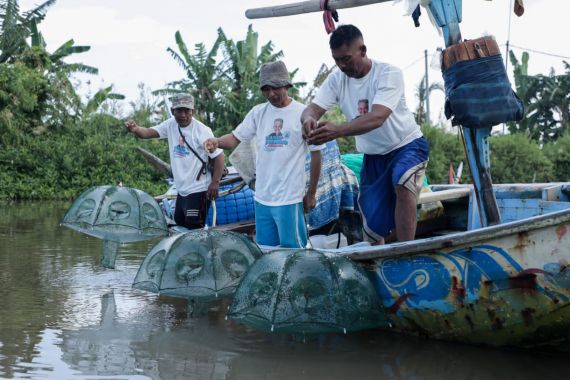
301, 24, 429, 244
125, 93, 225, 230
204, 61, 324, 248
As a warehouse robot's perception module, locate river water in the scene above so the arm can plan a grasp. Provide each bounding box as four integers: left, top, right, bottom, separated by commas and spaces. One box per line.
0, 202, 567, 379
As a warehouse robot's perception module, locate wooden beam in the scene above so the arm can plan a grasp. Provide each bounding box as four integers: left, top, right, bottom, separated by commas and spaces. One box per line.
418, 188, 470, 204
136, 147, 172, 177
246, 0, 393, 19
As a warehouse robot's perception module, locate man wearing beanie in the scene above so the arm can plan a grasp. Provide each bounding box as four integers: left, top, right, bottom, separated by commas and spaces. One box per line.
205, 61, 323, 248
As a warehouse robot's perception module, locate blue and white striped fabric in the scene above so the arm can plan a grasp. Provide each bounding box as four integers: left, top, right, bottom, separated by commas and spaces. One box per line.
443, 55, 524, 128
305, 141, 360, 230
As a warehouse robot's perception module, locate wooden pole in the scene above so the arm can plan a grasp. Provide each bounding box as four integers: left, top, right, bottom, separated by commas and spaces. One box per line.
246, 0, 393, 19
424, 49, 431, 125
136, 147, 172, 177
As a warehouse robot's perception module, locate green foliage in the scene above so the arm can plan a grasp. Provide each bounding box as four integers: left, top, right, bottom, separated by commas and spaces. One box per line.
0, 114, 168, 200
83, 85, 124, 117
0, 0, 56, 63
2, 14, 570, 200
159, 25, 305, 136
130, 82, 167, 127
0, 59, 48, 143
156, 30, 225, 127
509, 51, 570, 142
489, 133, 554, 183
543, 134, 570, 182
421, 125, 467, 184
317, 105, 356, 153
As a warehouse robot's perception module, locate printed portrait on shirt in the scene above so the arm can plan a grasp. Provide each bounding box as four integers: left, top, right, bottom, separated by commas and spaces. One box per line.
264, 118, 290, 151
174, 134, 190, 157
354, 99, 369, 119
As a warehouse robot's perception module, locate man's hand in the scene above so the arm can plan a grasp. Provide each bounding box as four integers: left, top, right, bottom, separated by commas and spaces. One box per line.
124, 119, 138, 133
207, 180, 220, 200
302, 116, 318, 140
203, 138, 219, 153
303, 193, 317, 213
307, 121, 341, 145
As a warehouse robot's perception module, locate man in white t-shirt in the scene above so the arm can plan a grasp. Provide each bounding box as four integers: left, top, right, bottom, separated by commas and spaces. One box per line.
301, 24, 429, 244
124, 93, 225, 229
204, 61, 324, 248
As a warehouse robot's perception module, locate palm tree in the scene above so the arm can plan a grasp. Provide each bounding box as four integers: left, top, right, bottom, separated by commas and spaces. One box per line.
414, 75, 443, 125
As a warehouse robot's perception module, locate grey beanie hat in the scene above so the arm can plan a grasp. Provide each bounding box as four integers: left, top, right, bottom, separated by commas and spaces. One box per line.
259, 61, 292, 89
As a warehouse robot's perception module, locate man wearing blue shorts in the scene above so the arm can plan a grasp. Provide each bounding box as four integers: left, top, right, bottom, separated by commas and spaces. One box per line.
301, 24, 429, 244
205, 61, 323, 248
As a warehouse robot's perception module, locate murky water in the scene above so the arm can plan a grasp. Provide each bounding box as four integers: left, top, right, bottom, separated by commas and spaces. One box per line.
0, 203, 567, 379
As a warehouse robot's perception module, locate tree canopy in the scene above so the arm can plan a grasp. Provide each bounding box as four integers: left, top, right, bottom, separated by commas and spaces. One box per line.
1, 2, 569, 200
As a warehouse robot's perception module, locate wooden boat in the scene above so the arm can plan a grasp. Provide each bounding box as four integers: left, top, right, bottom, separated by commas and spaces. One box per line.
136, 0, 570, 346
139, 148, 570, 349
234, 0, 570, 351
335, 183, 570, 350
164, 180, 570, 350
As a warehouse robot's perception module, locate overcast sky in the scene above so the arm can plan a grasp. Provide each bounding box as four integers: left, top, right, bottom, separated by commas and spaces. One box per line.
20, 0, 570, 123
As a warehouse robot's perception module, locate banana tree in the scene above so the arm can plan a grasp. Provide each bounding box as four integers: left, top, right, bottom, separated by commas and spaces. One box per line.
0, 0, 55, 63
509, 51, 570, 142
216, 25, 284, 133
156, 30, 225, 126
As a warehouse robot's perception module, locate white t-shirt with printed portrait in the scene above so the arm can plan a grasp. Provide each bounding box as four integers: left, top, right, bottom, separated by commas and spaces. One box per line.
233, 100, 324, 206
151, 117, 223, 196
313, 60, 422, 155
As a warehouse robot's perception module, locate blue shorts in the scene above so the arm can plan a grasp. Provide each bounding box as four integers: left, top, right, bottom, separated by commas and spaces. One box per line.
359, 137, 429, 240
255, 202, 308, 248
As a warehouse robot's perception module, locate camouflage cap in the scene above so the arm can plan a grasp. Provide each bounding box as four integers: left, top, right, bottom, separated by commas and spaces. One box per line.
169, 93, 194, 110
259, 61, 292, 89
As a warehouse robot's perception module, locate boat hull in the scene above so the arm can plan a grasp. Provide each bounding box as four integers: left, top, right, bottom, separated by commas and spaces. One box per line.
365, 210, 570, 350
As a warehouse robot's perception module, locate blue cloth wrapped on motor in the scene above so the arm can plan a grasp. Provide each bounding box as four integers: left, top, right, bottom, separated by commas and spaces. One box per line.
443, 54, 523, 128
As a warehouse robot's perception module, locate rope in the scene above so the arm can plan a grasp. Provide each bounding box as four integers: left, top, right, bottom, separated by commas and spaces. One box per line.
320, 0, 338, 34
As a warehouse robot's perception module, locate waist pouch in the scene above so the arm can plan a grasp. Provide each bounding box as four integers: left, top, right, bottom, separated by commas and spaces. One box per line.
443, 54, 524, 128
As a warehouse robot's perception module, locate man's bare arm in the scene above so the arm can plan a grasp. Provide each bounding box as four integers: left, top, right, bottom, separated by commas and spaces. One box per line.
303, 150, 322, 213
307, 104, 392, 145
337, 104, 392, 137
206, 153, 226, 200
204, 133, 241, 152
307, 150, 322, 197
124, 120, 159, 139
301, 103, 327, 139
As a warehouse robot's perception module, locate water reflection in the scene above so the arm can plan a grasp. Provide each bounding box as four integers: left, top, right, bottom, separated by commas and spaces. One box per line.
0, 203, 568, 379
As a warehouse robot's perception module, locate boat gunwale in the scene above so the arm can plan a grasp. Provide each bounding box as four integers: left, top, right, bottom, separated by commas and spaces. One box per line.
342, 207, 570, 261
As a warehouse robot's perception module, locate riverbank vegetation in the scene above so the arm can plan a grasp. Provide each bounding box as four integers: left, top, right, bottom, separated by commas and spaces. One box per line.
1, 0, 568, 200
